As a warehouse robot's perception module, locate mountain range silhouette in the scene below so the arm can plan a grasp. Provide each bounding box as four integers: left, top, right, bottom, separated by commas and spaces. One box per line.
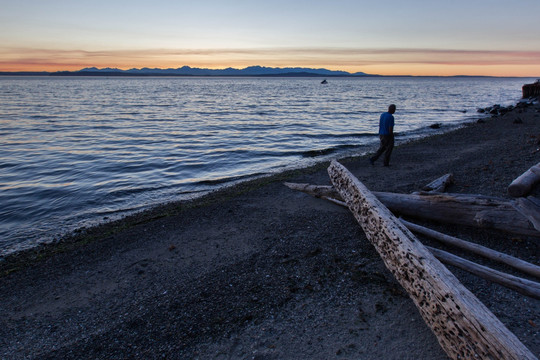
59, 66, 374, 77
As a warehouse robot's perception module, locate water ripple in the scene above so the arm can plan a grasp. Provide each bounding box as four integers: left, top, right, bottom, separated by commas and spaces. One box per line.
0, 76, 531, 255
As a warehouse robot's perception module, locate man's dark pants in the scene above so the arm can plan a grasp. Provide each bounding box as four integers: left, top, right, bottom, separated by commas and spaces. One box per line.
370, 135, 394, 166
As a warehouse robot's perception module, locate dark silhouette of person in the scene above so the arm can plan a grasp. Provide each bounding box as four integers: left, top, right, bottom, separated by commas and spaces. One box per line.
370, 104, 396, 167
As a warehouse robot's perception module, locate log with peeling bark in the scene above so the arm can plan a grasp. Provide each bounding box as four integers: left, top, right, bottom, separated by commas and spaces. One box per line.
401, 219, 540, 279
508, 163, 540, 197
327, 160, 537, 360
427, 246, 540, 300
284, 182, 540, 238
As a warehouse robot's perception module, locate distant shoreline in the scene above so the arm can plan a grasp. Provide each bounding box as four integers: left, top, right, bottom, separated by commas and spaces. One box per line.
0, 72, 532, 79
1, 67, 536, 78
0, 71, 376, 77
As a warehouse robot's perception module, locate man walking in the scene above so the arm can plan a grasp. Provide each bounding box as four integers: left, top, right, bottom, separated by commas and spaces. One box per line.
370, 104, 396, 167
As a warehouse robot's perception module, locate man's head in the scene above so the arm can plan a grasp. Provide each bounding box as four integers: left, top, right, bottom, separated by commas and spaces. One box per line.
388, 104, 396, 114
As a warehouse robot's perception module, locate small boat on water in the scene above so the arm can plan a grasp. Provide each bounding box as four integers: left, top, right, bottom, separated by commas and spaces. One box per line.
321, 79, 328, 84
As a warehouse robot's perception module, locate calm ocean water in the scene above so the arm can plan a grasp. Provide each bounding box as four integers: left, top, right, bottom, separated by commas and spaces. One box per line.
0, 76, 534, 255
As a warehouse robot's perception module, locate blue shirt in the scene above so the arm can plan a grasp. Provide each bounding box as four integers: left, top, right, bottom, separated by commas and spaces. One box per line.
378, 112, 394, 135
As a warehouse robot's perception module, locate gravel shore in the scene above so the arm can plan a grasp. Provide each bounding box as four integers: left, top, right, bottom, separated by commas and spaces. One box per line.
1, 100, 539, 359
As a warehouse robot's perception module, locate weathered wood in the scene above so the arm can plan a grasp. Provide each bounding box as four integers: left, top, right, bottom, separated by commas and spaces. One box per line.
290, 190, 540, 299
427, 246, 540, 300
421, 173, 454, 193
401, 219, 540, 279
514, 196, 540, 231
327, 160, 537, 360
508, 163, 540, 197
284, 182, 540, 237
374, 191, 540, 237
323, 196, 347, 208
290, 188, 540, 278
284, 182, 339, 199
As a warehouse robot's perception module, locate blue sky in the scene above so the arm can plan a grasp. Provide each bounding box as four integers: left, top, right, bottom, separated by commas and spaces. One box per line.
1, 0, 539, 75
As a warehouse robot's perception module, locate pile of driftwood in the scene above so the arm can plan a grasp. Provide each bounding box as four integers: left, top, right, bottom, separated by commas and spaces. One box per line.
285, 160, 540, 360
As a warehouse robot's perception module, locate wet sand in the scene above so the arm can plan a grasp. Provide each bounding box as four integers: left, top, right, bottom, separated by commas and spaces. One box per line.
1, 101, 539, 359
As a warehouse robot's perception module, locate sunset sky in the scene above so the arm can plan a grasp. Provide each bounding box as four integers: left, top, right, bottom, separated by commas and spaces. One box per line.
1, 0, 539, 76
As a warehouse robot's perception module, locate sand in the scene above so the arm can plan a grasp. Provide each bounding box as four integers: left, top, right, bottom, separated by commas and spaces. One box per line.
1, 101, 539, 359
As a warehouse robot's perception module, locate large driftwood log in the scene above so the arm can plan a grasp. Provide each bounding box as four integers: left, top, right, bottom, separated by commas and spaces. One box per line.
284, 182, 540, 237
427, 246, 540, 300
373, 191, 540, 237
286, 185, 540, 298
285, 186, 540, 290
401, 219, 540, 279
327, 160, 537, 360
508, 163, 540, 197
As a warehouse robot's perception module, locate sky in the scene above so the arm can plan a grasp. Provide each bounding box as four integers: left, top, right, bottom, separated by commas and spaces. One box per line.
1, 0, 539, 76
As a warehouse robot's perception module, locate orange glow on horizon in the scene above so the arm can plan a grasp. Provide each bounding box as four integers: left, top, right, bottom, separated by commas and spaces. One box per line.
1, 47, 540, 77
2, 62, 539, 78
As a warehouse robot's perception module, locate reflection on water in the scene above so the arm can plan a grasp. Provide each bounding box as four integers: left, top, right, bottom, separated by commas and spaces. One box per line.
0, 76, 532, 254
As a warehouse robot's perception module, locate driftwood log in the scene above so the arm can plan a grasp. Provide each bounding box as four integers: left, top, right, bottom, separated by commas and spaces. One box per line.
421, 173, 454, 193
284, 182, 338, 199
285, 182, 540, 298
327, 160, 537, 360
372, 192, 540, 238
426, 246, 540, 300
508, 163, 540, 197
400, 219, 540, 279
514, 196, 540, 232
284, 182, 540, 238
